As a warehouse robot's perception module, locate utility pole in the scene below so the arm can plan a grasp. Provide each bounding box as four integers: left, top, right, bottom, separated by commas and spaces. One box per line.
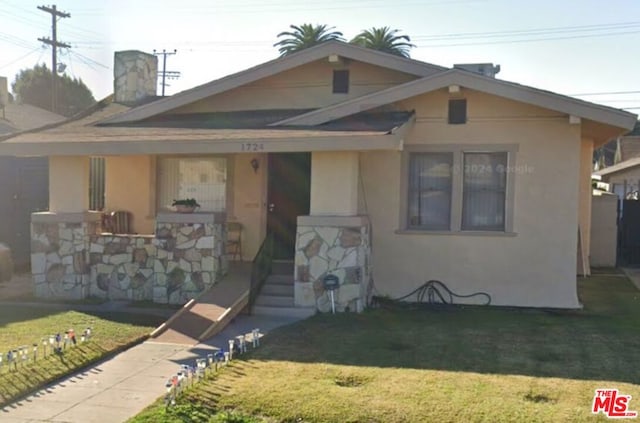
153, 49, 180, 96
37, 4, 70, 114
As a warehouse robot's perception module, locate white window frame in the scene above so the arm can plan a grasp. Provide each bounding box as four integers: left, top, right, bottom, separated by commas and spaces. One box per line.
156, 155, 233, 214
399, 144, 518, 235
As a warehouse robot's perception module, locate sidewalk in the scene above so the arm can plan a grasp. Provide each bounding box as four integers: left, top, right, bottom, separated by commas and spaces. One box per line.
0, 314, 302, 423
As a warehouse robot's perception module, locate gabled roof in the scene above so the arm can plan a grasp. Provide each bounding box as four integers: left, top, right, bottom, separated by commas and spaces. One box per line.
99, 41, 445, 125
0, 103, 65, 135
272, 69, 637, 131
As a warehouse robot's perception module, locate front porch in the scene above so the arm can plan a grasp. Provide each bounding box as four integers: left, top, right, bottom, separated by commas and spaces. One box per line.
30, 148, 377, 313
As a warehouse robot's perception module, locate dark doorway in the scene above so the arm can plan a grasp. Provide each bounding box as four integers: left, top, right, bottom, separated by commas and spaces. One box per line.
267, 153, 311, 260
618, 199, 640, 266
0, 157, 49, 268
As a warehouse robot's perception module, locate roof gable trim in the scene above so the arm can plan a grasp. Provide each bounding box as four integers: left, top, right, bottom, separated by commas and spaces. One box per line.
272, 69, 637, 130
99, 41, 445, 125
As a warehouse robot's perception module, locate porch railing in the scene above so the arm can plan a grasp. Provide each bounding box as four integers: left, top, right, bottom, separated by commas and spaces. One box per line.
248, 232, 274, 314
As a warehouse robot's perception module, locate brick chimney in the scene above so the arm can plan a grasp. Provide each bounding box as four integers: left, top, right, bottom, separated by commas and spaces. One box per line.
113, 50, 158, 104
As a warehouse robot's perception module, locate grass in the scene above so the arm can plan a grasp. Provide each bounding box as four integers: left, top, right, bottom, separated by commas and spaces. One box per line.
130, 275, 640, 423
0, 305, 163, 406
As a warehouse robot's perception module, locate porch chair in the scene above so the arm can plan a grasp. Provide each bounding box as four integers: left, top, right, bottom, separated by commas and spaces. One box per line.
226, 221, 243, 261
102, 210, 133, 234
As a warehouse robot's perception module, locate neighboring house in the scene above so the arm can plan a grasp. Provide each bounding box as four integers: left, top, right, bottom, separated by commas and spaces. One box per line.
0, 76, 65, 267
594, 157, 640, 198
594, 121, 640, 169
0, 42, 635, 310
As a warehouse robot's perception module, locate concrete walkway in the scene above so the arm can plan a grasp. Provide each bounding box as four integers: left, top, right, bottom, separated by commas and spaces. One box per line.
0, 314, 302, 423
622, 267, 640, 290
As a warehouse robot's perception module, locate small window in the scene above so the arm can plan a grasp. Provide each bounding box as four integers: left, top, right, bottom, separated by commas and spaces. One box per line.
448, 99, 467, 124
333, 70, 349, 94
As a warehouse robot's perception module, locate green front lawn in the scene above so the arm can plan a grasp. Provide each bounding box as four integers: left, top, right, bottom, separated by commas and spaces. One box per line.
131, 275, 640, 422
0, 306, 163, 405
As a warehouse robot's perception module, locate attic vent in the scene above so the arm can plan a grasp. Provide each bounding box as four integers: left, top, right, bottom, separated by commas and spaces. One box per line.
333, 70, 349, 94
448, 99, 467, 124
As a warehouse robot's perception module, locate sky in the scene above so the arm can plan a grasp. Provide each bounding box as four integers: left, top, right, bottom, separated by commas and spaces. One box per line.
1, 0, 640, 113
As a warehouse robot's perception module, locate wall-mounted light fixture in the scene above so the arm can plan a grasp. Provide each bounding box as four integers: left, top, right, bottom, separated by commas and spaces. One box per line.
250, 158, 259, 174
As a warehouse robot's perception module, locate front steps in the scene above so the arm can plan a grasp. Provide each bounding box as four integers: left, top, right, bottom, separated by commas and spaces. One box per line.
252, 261, 315, 318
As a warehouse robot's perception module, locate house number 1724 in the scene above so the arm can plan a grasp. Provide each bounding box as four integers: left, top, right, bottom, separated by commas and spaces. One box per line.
241, 143, 264, 152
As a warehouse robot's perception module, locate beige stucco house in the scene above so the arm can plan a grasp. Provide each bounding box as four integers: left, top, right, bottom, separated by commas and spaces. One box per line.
0, 41, 635, 311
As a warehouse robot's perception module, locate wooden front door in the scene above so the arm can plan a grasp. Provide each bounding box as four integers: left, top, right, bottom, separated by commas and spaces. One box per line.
267, 153, 311, 260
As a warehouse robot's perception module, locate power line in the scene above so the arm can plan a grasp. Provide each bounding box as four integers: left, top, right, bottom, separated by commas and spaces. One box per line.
570, 90, 640, 96
0, 48, 41, 71
0, 32, 37, 50
61, 20, 640, 52
69, 51, 110, 70
411, 21, 640, 41
147, 0, 482, 13
416, 29, 640, 48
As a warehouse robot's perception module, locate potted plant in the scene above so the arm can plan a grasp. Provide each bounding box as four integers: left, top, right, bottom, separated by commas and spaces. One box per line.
172, 198, 200, 213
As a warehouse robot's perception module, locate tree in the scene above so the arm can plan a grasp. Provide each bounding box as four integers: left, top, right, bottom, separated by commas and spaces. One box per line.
274, 24, 345, 56
11, 64, 96, 117
350, 27, 416, 58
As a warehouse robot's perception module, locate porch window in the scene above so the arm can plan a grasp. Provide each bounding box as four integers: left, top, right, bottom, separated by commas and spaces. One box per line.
158, 157, 227, 212
408, 153, 453, 230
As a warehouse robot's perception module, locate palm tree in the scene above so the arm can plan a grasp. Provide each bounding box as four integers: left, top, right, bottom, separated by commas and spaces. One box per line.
350, 27, 416, 58
274, 24, 344, 56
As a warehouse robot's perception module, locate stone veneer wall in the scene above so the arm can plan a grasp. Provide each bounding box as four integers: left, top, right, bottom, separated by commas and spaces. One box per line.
294, 216, 371, 313
31, 213, 101, 300
31, 212, 227, 304
88, 235, 156, 302
152, 221, 227, 304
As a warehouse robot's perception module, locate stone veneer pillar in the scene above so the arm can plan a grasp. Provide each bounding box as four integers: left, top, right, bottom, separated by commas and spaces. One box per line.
294, 215, 371, 313
152, 213, 228, 304
31, 212, 101, 300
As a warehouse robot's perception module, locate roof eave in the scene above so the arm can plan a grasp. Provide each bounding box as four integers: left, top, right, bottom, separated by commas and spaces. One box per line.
0, 133, 403, 157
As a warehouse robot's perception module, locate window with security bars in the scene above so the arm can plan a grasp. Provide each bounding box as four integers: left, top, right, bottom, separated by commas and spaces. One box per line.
158, 157, 227, 212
